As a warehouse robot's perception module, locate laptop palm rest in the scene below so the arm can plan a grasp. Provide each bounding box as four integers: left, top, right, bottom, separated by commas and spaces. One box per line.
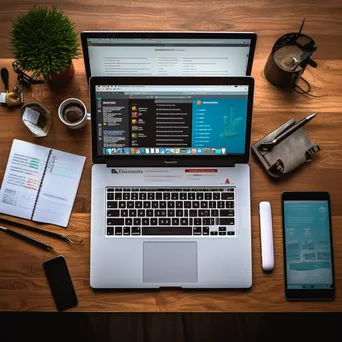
143, 242, 198, 284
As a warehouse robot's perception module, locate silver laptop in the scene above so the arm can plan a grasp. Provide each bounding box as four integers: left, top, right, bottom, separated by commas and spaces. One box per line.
81, 31, 257, 81
90, 76, 254, 288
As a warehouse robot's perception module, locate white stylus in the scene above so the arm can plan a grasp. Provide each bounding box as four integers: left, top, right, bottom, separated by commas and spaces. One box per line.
259, 201, 274, 272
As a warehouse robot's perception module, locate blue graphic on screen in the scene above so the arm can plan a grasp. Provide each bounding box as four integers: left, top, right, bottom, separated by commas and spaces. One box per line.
191, 98, 247, 153
284, 201, 333, 289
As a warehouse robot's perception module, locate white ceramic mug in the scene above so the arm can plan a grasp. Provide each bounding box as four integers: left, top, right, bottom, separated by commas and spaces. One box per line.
58, 98, 91, 129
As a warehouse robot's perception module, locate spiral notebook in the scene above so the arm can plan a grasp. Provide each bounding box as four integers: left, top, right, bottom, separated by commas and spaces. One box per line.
0, 140, 86, 227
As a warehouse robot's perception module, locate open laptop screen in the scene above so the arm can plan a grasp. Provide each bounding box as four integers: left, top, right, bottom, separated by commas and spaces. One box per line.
81, 33, 257, 80
94, 84, 249, 157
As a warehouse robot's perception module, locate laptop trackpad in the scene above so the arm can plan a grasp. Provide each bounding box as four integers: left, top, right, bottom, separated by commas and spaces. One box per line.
143, 242, 198, 284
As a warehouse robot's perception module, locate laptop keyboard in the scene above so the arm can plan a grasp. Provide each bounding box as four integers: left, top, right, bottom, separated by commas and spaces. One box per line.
106, 187, 236, 237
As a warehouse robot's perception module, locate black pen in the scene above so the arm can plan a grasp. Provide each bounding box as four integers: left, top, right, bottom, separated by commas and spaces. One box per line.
259, 113, 317, 151
0, 226, 56, 252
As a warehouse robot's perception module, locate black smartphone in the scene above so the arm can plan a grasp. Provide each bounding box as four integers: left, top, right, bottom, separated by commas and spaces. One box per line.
43, 255, 78, 311
282, 192, 335, 301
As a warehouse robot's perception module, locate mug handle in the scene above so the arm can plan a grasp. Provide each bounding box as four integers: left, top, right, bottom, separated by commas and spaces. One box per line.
86, 113, 91, 120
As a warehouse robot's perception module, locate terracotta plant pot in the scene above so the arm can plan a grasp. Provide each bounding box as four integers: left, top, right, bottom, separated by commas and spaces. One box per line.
49, 61, 75, 84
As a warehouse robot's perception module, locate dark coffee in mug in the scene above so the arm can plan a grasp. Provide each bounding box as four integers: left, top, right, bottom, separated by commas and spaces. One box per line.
62, 103, 85, 124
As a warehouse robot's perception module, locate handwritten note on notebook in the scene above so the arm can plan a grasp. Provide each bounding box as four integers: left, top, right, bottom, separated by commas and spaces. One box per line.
0, 140, 86, 227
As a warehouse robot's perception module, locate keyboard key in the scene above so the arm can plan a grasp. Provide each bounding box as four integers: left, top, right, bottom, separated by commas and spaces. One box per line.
180, 218, 188, 225
119, 201, 126, 208
138, 209, 145, 217
219, 218, 235, 225
107, 201, 117, 209
146, 209, 154, 217
172, 218, 179, 225
107, 218, 124, 226
107, 193, 114, 200
159, 218, 171, 225
180, 193, 187, 200
107, 227, 114, 235
209, 201, 216, 208
121, 210, 128, 217
217, 201, 224, 208
143, 202, 151, 208
213, 193, 220, 200
107, 189, 114, 192
192, 201, 199, 208
127, 201, 134, 208
226, 201, 234, 208
196, 193, 204, 200
151, 218, 158, 225
168, 209, 175, 217
115, 193, 122, 200
152, 201, 158, 208
135, 201, 143, 208
115, 227, 122, 235
199, 210, 210, 217
156, 193, 162, 200
220, 210, 234, 217
148, 193, 155, 200
205, 193, 212, 200
222, 193, 234, 200
194, 218, 201, 225
188, 193, 195, 200
219, 226, 226, 231
132, 227, 141, 235
125, 218, 132, 225
176, 210, 183, 217
168, 201, 175, 208
142, 227, 192, 235
193, 227, 201, 235
200, 201, 208, 208
203, 218, 211, 225
184, 209, 189, 216
133, 218, 141, 225
209, 218, 215, 225
156, 210, 166, 217
203, 227, 209, 235
211, 209, 219, 217
190, 210, 197, 217
139, 193, 147, 200
176, 201, 183, 208
132, 193, 138, 200
107, 210, 119, 217
184, 201, 191, 208
129, 209, 137, 217
142, 218, 149, 225
123, 188, 130, 192
219, 232, 226, 235
123, 227, 130, 235
210, 231, 218, 235
163, 193, 170, 200
172, 193, 178, 200
160, 201, 166, 208
228, 231, 235, 235
123, 193, 130, 200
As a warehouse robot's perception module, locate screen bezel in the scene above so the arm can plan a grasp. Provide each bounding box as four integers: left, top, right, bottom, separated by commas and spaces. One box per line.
90, 76, 254, 166
281, 192, 335, 301
81, 31, 257, 82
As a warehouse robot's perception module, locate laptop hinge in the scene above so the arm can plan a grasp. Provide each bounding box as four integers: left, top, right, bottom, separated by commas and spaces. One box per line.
105, 161, 236, 168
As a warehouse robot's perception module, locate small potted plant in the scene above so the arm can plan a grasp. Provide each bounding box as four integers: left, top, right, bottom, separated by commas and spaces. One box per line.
10, 6, 80, 83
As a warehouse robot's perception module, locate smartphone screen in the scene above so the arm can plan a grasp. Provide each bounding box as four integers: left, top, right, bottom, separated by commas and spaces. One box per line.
282, 192, 335, 300
43, 256, 78, 311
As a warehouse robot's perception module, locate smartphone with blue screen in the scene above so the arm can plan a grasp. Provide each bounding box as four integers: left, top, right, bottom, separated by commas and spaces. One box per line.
282, 192, 335, 301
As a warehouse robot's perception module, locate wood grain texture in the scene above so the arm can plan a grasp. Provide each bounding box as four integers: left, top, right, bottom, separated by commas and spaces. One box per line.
0, 0, 342, 312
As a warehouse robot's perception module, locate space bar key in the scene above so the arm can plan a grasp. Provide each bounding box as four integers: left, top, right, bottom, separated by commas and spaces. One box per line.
142, 227, 192, 235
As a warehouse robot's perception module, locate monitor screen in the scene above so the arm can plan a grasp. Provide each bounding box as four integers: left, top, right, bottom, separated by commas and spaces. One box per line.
94, 84, 249, 157
87, 37, 252, 77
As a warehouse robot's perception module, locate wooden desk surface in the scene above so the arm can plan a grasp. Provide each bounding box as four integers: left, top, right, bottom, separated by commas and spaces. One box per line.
0, 0, 341, 312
